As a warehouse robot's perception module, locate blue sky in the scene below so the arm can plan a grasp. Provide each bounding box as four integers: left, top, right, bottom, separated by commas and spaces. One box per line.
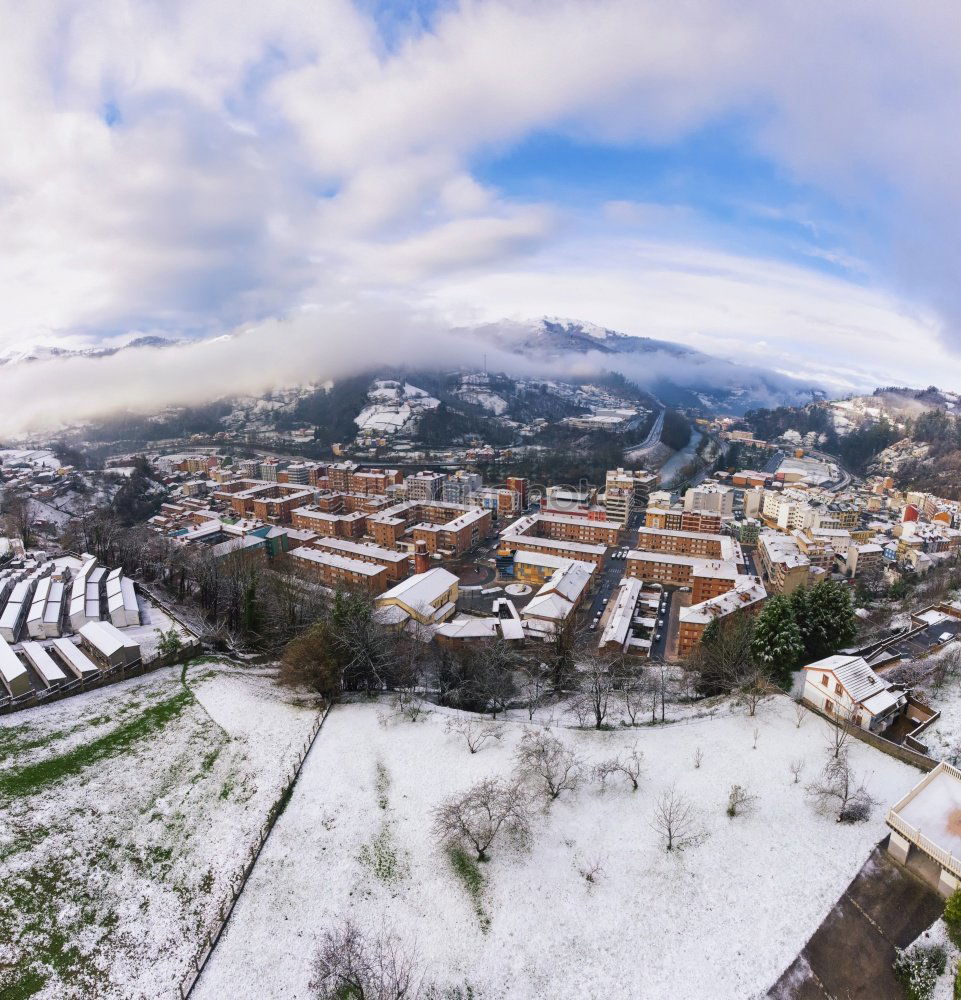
0, 0, 959, 431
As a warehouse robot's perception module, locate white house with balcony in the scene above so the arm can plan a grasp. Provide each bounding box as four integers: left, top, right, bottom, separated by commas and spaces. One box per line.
801, 654, 906, 732
887, 762, 961, 897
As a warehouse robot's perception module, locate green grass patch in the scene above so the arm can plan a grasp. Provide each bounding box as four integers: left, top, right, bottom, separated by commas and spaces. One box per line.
446, 845, 490, 932
0, 690, 193, 800
375, 759, 390, 811
359, 825, 406, 884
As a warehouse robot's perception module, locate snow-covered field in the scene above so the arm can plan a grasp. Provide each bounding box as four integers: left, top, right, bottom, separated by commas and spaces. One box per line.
0, 661, 320, 999
196, 695, 921, 1000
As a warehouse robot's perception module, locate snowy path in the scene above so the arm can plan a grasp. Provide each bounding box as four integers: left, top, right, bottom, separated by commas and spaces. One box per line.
195, 697, 922, 1000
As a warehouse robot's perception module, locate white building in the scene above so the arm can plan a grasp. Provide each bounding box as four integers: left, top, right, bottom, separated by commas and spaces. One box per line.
801, 654, 906, 732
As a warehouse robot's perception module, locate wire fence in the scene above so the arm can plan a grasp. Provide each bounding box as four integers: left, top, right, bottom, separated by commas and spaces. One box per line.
178, 704, 331, 999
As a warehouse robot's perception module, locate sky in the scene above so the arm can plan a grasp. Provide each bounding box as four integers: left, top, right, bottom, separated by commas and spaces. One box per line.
1, 0, 960, 432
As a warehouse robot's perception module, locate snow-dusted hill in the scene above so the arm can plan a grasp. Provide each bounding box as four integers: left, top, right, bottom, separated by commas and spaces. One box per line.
471, 316, 822, 414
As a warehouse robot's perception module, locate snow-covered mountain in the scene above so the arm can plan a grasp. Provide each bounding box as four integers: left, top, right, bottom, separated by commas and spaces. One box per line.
0, 335, 177, 367
471, 316, 823, 414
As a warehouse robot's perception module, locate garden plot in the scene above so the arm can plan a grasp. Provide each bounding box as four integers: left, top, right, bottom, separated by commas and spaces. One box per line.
0, 660, 320, 1000
196, 696, 921, 1000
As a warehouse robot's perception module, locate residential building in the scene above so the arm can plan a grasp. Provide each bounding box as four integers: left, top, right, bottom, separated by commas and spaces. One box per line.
375, 568, 459, 628
289, 546, 389, 594
683, 483, 734, 518
311, 537, 410, 583
404, 471, 447, 502
603, 467, 658, 524
756, 531, 812, 594
677, 575, 767, 656
801, 654, 906, 731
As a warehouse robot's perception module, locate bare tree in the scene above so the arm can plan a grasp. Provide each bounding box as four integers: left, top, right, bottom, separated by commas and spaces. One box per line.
473, 639, 519, 718
726, 784, 757, 818
738, 666, 775, 717
651, 785, 704, 852
693, 747, 704, 769
2, 489, 39, 549
807, 754, 874, 822
825, 708, 853, 759
794, 700, 807, 729
932, 645, 961, 693
433, 777, 531, 861
310, 920, 426, 1000
514, 729, 582, 804
789, 758, 805, 784
445, 716, 503, 754
519, 663, 548, 721
573, 655, 615, 729
594, 743, 644, 791
576, 855, 605, 886
615, 658, 646, 726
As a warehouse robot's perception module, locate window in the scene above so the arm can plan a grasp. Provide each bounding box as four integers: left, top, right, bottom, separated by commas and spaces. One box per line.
825, 698, 833, 713
821, 674, 829, 686
835, 682, 843, 695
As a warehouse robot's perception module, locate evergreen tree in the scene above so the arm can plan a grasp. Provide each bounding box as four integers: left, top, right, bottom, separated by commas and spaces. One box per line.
751, 596, 804, 687
791, 581, 858, 661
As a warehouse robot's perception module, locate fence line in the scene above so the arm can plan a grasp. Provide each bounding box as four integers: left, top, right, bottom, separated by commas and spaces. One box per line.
178, 704, 331, 999
0, 638, 203, 716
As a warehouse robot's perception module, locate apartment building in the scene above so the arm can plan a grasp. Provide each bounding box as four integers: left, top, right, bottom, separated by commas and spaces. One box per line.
683, 483, 734, 518
322, 461, 354, 491
677, 575, 767, 656
756, 531, 811, 594
506, 512, 622, 547
645, 503, 684, 532
259, 460, 280, 482
603, 467, 658, 525
365, 500, 492, 556
633, 527, 741, 564
311, 537, 410, 582
289, 546, 388, 594
511, 550, 598, 586
291, 505, 367, 538
404, 471, 447, 502
500, 531, 606, 567
506, 477, 529, 509
625, 552, 739, 601
441, 471, 483, 505
211, 480, 315, 523
349, 467, 404, 495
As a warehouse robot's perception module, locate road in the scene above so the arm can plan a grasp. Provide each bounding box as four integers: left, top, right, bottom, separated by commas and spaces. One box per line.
584, 510, 671, 657
810, 448, 853, 492
623, 406, 665, 463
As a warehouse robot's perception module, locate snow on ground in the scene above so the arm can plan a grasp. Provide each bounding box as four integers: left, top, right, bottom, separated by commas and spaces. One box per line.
129, 592, 192, 659
915, 655, 961, 762
906, 917, 960, 999
0, 660, 320, 999
196, 695, 920, 1000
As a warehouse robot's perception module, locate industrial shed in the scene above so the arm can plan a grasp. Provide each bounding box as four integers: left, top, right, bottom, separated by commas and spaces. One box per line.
105, 569, 140, 628
0, 637, 31, 698
0, 579, 37, 643
20, 641, 66, 689
50, 638, 99, 680
79, 620, 141, 670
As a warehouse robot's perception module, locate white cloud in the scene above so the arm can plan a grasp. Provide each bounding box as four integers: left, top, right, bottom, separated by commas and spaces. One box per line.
0, 0, 959, 424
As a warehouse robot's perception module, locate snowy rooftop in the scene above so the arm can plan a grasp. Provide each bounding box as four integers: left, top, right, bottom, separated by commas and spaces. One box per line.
680, 575, 767, 625
803, 654, 893, 705
890, 764, 961, 866
377, 568, 458, 610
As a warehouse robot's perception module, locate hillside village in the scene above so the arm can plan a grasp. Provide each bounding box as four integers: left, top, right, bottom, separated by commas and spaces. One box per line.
7, 411, 961, 998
